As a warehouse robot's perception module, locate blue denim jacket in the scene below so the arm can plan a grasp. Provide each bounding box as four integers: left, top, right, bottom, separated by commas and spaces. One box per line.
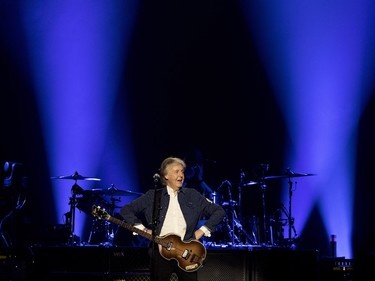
120, 187, 226, 241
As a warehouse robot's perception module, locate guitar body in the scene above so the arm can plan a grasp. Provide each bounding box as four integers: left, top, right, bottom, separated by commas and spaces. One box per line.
158, 234, 206, 272
91, 205, 206, 272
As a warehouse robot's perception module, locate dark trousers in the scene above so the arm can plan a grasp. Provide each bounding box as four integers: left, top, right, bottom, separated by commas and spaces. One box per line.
149, 247, 198, 281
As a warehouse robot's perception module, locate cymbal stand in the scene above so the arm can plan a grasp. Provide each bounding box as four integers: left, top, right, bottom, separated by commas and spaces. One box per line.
223, 214, 240, 245
238, 170, 245, 224
232, 208, 257, 245
225, 179, 256, 245
67, 182, 81, 246
237, 171, 258, 245
260, 181, 269, 245
259, 163, 270, 245
225, 181, 240, 245
106, 196, 120, 243
287, 178, 298, 242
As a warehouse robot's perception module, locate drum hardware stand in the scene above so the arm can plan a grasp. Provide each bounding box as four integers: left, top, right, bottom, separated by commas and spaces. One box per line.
249, 215, 258, 245
103, 196, 120, 244
232, 215, 258, 245
238, 171, 259, 245
259, 163, 271, 245
239, 164, 271, 246
225, 180, 257, 245
276, 203, 295, 246
238, 170, 245, 224
224, 216, 240, 245
228, 210, 241, 245
260, 181, 269, 245
286, 172, 298, 244
217, 180, 239, 244
67, 182, 83, 246
284, 168, 317, 244
50, 171, 102, 246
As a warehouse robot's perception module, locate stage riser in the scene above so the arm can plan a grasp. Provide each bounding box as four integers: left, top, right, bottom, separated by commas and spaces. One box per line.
30, 247, 319, 281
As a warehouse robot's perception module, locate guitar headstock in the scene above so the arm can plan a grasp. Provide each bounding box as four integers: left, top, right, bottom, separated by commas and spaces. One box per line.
92, 205, 110, 220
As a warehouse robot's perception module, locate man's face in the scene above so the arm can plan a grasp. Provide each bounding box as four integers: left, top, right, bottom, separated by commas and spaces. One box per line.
165, 163, 185, 191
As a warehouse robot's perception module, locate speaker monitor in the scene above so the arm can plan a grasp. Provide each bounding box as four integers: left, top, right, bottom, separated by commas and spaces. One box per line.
250, 249, 319, 281
199, 250, 248, 281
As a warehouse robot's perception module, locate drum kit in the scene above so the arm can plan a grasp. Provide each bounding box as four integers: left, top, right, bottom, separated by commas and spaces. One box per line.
50, 171, 143, 246
51, 167, 316, 248
206, 166, 316, 248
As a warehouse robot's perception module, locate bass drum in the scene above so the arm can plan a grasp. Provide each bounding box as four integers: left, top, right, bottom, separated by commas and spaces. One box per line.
76, 193, 109, 215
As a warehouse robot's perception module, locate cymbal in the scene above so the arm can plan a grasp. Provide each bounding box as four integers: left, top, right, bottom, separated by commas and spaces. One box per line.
243, 170, 316, 186
264, 171, 316, 180
50, 171, 101, 181
243, 181, 260, 186
83, 188, 143, 197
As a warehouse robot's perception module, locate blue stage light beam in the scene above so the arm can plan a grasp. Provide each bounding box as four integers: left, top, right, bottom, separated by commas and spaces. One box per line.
20, 1, 139, 241
241, 0, 375, 258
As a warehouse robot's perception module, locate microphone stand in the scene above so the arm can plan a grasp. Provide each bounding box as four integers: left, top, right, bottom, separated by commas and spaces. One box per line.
150, 174, 160, 281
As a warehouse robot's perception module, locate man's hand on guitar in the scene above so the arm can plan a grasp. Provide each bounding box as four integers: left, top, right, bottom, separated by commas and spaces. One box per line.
194, 229, 204, 240
133, 224, 152, 235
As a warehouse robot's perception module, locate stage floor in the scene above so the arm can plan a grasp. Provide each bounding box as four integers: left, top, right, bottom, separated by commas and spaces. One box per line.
1, 244, 354, 281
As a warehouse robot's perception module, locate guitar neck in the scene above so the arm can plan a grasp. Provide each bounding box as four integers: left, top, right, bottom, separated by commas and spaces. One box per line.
107, 215, 165, 246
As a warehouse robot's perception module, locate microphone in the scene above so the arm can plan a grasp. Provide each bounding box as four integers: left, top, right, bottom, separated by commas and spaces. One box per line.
153, 173, 160, 182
